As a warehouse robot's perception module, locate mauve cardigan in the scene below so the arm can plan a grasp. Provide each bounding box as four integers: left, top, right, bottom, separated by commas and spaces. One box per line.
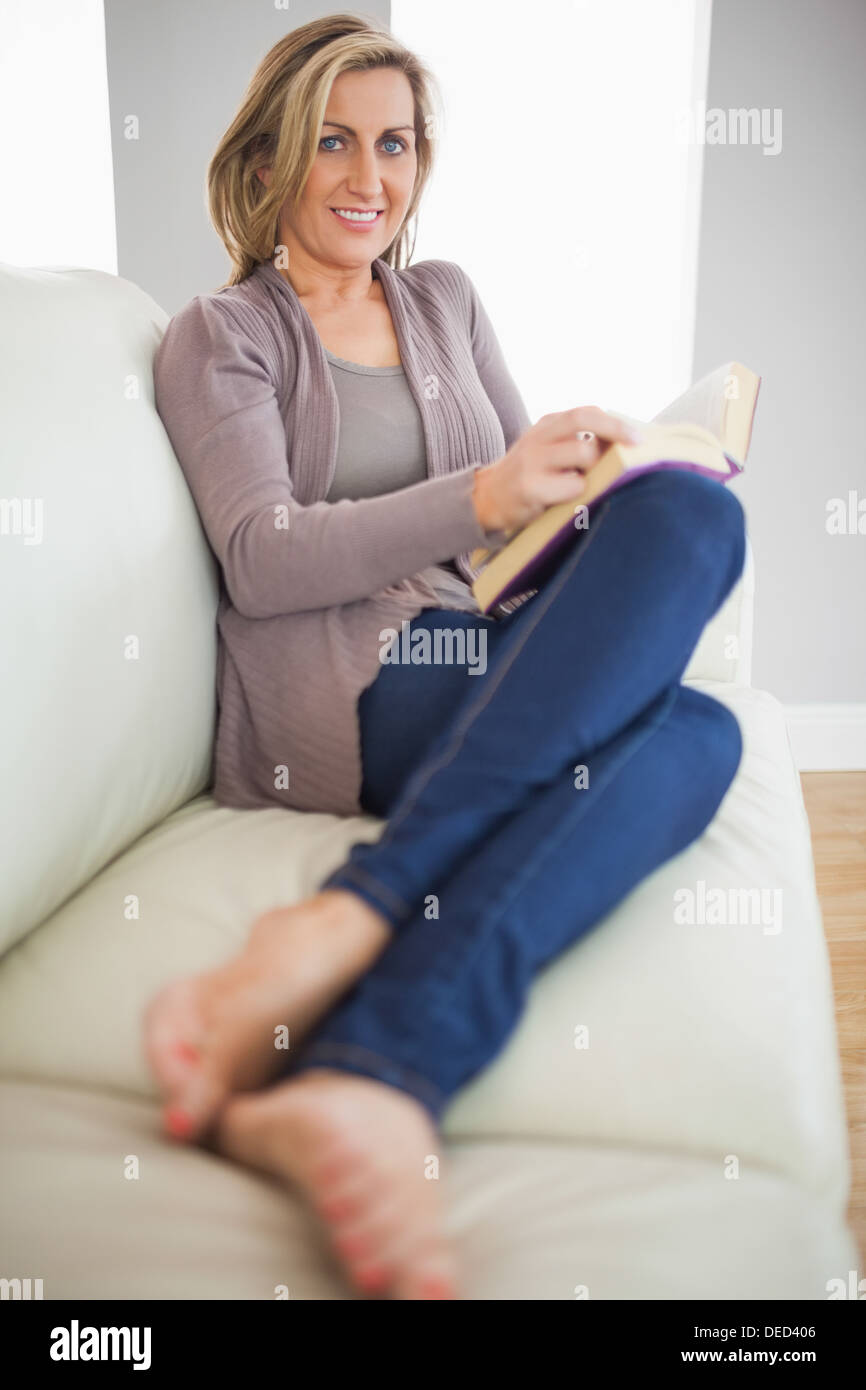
152, 255, 533, 815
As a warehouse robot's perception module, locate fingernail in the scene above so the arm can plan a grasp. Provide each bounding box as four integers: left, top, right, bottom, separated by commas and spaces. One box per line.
626, 427, 645, 443
164, 1105, 193, 1138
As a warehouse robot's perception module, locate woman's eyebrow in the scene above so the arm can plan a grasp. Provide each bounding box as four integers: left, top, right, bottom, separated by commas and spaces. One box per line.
321, 121, 415, 137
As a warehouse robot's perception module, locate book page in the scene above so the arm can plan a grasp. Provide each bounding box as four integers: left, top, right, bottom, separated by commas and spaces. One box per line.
650, 364, 729, 435
605, 362, 758, 462
606, 364, 728, 439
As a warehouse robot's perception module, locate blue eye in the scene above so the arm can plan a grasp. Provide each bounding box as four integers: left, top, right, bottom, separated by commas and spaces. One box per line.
319, 135, 407, 154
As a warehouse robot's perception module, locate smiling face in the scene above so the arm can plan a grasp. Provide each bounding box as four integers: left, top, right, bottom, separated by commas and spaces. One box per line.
263, 66, 419, 273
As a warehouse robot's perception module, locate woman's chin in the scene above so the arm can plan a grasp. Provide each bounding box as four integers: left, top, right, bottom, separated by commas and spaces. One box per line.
322, 238, 387, 264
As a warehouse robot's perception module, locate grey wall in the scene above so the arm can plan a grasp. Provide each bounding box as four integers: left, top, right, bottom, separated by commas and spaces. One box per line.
104, 0, 388, 315
107, 0, 865, 704
693, 0, 866, 702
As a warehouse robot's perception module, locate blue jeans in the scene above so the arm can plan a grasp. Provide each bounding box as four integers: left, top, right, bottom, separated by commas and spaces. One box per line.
285, 470, 747, 1120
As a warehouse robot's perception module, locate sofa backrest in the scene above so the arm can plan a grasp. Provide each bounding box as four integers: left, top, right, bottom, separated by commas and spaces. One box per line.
0, 263, 219, 949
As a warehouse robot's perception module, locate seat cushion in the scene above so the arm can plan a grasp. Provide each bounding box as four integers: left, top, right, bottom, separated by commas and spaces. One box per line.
0, 1080, 855, 1299
0, 681, 850, 1220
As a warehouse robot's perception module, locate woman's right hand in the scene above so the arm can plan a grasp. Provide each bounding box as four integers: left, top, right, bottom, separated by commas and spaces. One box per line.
472, 405, 642, 534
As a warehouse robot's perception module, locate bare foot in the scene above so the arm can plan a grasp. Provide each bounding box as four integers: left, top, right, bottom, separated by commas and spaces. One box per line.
143, 891, 391, 1140
216, 1069, 458, 1300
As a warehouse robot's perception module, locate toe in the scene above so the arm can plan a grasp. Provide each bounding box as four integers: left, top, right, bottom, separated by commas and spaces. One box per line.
393, 1248, 460, 1300
324, 1177, 449, 1300
167, 1055, 230, 1140
145, 975, 252, 1140
143, 979, 205, 1099
328, 1187, 408, 1270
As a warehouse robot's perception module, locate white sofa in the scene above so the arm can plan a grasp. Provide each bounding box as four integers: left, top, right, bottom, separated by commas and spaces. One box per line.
0, 262, 857, 1300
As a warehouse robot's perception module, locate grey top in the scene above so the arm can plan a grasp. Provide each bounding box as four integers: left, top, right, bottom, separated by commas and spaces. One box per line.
324, 348, 480, 613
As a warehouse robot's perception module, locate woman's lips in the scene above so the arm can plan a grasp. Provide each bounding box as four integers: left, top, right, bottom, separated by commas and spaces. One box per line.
329, 208, 385, 231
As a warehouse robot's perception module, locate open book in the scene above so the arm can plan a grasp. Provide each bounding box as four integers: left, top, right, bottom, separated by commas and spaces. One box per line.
470, 361, 760, 615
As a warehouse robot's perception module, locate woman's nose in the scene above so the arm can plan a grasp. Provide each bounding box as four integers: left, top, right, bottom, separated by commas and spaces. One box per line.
347, 145, 385, 197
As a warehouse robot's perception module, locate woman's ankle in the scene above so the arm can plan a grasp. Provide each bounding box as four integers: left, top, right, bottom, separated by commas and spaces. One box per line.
314, 888, 392, 957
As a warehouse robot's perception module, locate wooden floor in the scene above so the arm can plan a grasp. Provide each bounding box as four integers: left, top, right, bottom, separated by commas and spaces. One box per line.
800, 772, 866, 1265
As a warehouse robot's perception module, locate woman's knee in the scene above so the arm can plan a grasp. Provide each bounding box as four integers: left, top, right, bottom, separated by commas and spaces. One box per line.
689, 473, 746, 600
678, 685, 744, 803
628, 469, 746, 608
667, 468, 744, 557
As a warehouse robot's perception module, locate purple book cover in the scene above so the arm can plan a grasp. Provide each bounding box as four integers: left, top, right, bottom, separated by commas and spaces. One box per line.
483, 453, 743, 611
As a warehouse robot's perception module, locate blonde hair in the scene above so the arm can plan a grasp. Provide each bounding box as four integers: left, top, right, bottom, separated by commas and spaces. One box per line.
207, 11, 442, 286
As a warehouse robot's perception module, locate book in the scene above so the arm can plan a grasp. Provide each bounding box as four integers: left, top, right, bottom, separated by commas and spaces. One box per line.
469, 360, 760, 615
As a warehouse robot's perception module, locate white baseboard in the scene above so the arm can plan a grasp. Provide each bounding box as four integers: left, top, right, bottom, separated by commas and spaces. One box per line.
784, 704, 866, 771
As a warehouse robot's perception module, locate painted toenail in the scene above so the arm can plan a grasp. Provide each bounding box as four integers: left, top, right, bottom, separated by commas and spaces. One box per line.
315, 1157, 352, 1186
419, 1276, 456, 1299
333, 1231, 368, 1259
319, 1197, 353, 1222
164, 1105, 193, 1138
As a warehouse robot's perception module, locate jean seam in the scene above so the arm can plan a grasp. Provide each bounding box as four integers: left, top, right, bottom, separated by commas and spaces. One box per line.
324, 863, 411, 917
292, 1040, 447, 1111
393, 682, 683, 1049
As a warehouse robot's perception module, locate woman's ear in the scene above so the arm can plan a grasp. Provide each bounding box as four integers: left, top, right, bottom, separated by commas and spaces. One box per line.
256, 166, 271, 187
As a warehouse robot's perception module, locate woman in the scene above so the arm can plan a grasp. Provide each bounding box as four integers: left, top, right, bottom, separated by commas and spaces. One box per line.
145, 13, 746, 1300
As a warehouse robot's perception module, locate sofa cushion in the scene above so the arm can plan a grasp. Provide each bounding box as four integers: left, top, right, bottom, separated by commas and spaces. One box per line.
0, 1080, 855, 1299
0, 681, 848, 1211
